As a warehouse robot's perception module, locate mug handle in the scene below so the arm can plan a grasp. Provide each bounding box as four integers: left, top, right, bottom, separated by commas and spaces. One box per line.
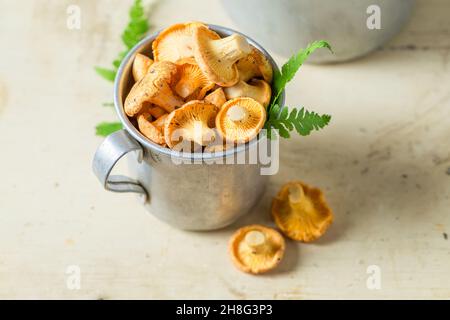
92, 129, 148, 199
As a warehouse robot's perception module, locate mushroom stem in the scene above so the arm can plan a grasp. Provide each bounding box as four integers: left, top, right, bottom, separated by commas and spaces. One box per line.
244, 230, 267, 252
191, 120, 215, 146
205, 88, 227, 109
212, 34, 251, 62
151, 84, 184, 112
226, 105, 248, 122
288, 184, 305, 204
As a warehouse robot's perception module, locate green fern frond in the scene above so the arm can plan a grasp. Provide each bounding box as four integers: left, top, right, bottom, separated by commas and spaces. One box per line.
265, 105, 331, 139
265, 41, 333, 139
95, 122, 123, 137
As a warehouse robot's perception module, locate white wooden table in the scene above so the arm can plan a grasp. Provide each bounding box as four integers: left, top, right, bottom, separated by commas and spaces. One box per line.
0, 0, 449, 299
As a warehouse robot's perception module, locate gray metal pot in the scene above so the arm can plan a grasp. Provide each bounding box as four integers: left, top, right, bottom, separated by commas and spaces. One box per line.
92, 25, 284, 230
221, 0, 416, 63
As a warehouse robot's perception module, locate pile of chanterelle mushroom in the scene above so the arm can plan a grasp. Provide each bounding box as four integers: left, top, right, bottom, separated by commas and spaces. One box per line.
124, 22, 273, 152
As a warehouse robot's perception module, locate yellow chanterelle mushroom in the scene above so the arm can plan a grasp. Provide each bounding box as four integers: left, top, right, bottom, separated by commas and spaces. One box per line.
164, 100, 219, 149
229, 225, 285, 274
224, 79, 272, 107
148, 105, 167, 119
174, 58, 215, 100
204, 88, 227, 109
236, 46, 273, 83
124, 61, 184, 116
152, 22, 220, 62
272, 181, 333, 242
193, 26, 251, 87
137, 112, 165, 145
215, 97, 266, 144
132, 53, 154, 82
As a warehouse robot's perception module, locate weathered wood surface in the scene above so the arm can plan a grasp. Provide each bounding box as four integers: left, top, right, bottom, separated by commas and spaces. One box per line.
0, 0, 449, 299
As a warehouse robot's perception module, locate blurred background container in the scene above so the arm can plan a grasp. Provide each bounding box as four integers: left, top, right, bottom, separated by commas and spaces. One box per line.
221, 0, 416, 63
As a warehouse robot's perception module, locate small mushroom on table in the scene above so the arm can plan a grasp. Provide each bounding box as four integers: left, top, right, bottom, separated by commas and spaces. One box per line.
215, 97, 266, 144
229, 225, 285, 274
272, 181, 333, 242
193, 26, 251, 87
164, 100, 219, 149
124, 61, 184, 116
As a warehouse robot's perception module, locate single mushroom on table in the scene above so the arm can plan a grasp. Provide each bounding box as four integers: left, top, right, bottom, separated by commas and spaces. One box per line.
229, 225, 285, 274
132, 53, 154, 82
124, 61, 184, 117
174, 58, 215, 100
224, 79, 272, 107
204, 87, 227, 109
193, 26, 251, 87
272, 181, 333, 242
164, 100, 219, 149
236, 46, 273, 83
152, 22, 220, 62
215, 97, 266, 144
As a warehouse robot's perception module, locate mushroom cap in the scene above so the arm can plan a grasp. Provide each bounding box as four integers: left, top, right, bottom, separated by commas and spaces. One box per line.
204, 87, 227, 108
164, 100, 219, 148
174, 59, 215, 100
124, 61, 183, 116
132, 53, 154, 82
152, 22, 220, 62
272, 181, 333, 242
137, 112, 165, 145
229, 224, 285, 274
236, 46, 273, 83
215, 97, 266, 144
193, 26, 251, 87
224, 79, 272, 107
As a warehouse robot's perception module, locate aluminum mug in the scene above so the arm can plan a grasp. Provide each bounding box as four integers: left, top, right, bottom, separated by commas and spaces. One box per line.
92, 25, 285, 230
